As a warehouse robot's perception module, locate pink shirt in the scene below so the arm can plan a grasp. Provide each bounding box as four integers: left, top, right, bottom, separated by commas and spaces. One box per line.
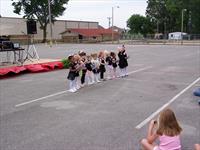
158, 135, 181, 150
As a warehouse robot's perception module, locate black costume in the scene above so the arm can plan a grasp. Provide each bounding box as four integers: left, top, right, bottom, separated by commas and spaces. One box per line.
99, 58, 106, 79
118, 50, 128, 69
67, 62, 76, 80
111, 57, 118, 68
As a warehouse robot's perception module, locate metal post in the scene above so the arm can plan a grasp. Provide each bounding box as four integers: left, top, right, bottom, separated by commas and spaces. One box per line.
48, 0, 53, 47
112, 7, 114, 44
157, 20, 159, 33
181, 9, 186, 45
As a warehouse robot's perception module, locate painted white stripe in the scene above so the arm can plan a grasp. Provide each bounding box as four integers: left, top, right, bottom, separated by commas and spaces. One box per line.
15, 66, 152, 107
135, 76, 200, 129
15, 90, 68, 107
127, 66, 152, 75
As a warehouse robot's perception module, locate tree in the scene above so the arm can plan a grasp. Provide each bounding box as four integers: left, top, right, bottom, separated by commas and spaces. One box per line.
127, 14, 154, 37
146, 0, 170, 34
146, 0, 200, 34
12, 0, 69, 42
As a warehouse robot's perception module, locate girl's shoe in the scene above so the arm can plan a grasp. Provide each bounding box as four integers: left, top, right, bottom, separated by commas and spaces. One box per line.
68, 89, 75, 93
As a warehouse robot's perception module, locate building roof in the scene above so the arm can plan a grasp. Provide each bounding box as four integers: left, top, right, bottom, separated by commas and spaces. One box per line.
61, 28, 118, 37
108, 26, 124, 33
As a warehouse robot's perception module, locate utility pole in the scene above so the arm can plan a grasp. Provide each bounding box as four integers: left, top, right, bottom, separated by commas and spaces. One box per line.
111, 6, 119, 44
48, 0, 53, 47
181, 9, 187, 45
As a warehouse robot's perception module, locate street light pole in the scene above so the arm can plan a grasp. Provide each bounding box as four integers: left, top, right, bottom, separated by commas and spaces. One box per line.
112, 7, 114, 44
48, 0, 53, 47
181, 9, 187, 45
111, 6, 119, 44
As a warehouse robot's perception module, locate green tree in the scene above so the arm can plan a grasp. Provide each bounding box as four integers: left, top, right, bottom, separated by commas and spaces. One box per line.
127, 14, 154, 37
146, 0, 170, 34
12, 0, 69, 42
146, 0, 200, 34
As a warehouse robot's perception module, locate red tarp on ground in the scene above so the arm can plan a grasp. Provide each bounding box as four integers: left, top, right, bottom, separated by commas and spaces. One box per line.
0, 61, 64, 76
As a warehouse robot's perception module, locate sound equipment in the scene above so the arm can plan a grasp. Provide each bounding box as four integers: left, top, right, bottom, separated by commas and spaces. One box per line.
27, 20, 37, 34
1, 41, 14, 50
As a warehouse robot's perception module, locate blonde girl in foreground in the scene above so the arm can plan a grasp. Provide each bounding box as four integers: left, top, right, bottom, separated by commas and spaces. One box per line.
141, 108, 182, 150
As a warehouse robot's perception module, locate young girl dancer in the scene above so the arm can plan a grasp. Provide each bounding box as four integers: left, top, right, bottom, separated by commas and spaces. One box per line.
73, 54, 82, 90
67, 55, 77, 92
110, 52, 118, 78
85, 55, 94, 85
91, 53, 100, 83
105, 51, 113, 80
98, 51, 106, 81
141, 108, 182, 150
118, 45, 128, 77
78, 51, 87, 87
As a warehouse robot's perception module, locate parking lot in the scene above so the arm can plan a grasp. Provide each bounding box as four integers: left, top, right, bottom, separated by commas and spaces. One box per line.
0, 44, 200, 150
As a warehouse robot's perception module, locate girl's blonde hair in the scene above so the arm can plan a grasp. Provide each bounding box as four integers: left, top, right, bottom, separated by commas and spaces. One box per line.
98, 51, 104, 58
156, 108, 182, 136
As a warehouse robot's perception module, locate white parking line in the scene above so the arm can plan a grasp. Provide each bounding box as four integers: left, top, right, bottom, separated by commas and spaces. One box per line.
15, 90, 68, 107
15, 66, 152, 107
127, 66, 152, 75
135, 76, 200, 129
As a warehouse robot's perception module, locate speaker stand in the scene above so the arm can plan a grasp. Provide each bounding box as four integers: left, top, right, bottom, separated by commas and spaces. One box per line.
23, 34, 39, 64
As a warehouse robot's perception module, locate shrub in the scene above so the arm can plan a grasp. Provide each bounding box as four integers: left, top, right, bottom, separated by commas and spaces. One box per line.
61, 58, 70, 69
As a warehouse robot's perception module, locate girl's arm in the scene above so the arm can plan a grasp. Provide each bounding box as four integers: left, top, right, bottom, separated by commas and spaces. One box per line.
147, 120, 159, 144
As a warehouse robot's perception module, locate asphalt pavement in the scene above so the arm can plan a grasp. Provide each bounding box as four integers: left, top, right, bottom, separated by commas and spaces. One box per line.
0, 44, 200, 150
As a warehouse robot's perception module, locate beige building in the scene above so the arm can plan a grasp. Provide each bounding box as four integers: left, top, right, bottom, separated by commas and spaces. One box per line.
0, 17, 98, 42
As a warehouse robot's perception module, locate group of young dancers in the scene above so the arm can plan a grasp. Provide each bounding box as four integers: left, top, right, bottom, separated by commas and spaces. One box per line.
67, 45, 129, 92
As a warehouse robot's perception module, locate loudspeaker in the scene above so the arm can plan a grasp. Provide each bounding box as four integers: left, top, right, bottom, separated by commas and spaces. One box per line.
27, 20, 37, 34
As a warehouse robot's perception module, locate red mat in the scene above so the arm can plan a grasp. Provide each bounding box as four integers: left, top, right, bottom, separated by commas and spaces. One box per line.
0, 61, 64, 76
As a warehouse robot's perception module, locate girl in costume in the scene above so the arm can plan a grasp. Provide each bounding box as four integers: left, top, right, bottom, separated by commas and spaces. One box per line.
85, 55, 94, 85
118, 45, 128, 77
98, 51, 106, 81
67, 55, 77, 92
91, 53, 100, 83
110, 51, 118, 78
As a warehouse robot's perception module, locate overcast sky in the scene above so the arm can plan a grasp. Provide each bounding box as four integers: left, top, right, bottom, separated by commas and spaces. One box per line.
0, 0, 147, 29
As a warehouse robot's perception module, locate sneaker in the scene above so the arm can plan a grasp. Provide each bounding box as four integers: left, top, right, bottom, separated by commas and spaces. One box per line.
72, 87, 77, 92
68, 89, 75, 93
80, 83, 85, 87
76, 85, 81, 89
88, 82, 93, 85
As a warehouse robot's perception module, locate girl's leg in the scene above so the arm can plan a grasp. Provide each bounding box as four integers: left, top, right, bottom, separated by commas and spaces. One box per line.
88, 74, 93, 85
113, 68, 117, 78
69, 80, 73, 90
120, 68, 123, 77
81, 70, 86, 84
86, 71, 90, 85
107, 65, 112, 79
100, 71, 104, 79
140, 139, 156, 150
124, 67, 128, 76
75, 76, 81, 89
95, 74, 100, 82
91, 72, 95, 83
72, 79, 77, 92
68, 80, 76, 92
121, 68, 125, 77
109, 66, 114, 79
123, 68, 126, 77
